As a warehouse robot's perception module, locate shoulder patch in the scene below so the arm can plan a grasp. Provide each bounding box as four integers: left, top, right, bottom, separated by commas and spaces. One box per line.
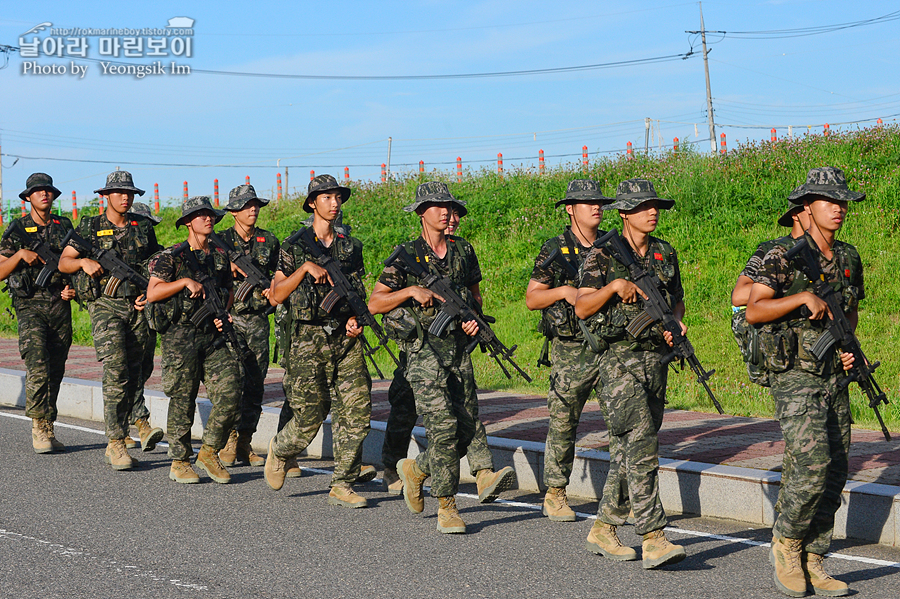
256, 236, 266, 242
654, 252, 663, 261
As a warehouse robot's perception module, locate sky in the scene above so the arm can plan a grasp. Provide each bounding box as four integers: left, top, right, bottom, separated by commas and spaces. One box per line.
1, 1, 898, 211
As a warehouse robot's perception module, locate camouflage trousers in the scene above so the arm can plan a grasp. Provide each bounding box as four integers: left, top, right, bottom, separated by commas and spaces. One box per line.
15, 292, 72, 421
161, 323, 241, 461
595, 342, 667, 536
771, 367, 850, 555
87, 296, 149, 440
404, 332, 478, 498
273, 322, 372, 487
543, 338, 602, 488
381, 350, 494, 475
128, 327, 156, 425
232, 311, 271, 435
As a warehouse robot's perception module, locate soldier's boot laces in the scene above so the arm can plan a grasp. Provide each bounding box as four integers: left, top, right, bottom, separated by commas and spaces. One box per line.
641, 529, 686, 570
771, 536, 807, 597
436, 496, 466, 534
355, 464, 377, 483
218, 430, 239, 467
236, 431, 265, 467
46, 420, 65, 452
284, 456, 303, 478
196, 444, 231, 484
585, 521, 638, 561
169, 460, 200, 484
328, 484, 369, 508
475, 467, 517, 503
397, 458, 428, 514
264, 437, 287, 491
383, 467, 403, 495
105, 439, 137, 471
542, 486, 576, 522
804, 552, 849, 597
135, 418, 163, 452
31, 418, 53, 454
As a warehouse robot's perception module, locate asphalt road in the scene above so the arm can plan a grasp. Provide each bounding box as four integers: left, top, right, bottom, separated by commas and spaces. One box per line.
2, 406, 898, 599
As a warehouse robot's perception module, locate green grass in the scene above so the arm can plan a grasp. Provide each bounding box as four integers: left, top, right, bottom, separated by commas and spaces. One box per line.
3, 126, 900, 432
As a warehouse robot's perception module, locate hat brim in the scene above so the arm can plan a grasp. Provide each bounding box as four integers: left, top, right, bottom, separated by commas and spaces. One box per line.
176, 207, 226, 228
94, 186, 146, 197
787, 186, 865, 203
403, 197, 467, 217
226, 194, 270, 212
19, 184, 62, 201
554, 196, 614, 208
604, 197, 675, 211
303, 186, 351, 213
777, 203, 804, 227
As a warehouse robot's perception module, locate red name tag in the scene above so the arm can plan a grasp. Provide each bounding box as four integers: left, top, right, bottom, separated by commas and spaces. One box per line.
131, 221, 138, 226
654, 252, 663, 260
257, 236, 266, 242
845, 269, 850, 278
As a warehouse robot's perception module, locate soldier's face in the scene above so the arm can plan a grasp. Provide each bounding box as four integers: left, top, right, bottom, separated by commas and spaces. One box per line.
804, 196, 847, 233
187, 210, 215, 235
27, 188, 54, 211
106, 191, 135, 215
566, 201, 603, 229
419, 203, 449, 231
620, 200, 659, 234
445, 209, 461, 235
234, 200, 261, 227
311, 191, 342, 220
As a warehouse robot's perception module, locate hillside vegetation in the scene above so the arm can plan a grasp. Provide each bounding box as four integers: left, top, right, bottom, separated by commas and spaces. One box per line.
3, 126, 900, 431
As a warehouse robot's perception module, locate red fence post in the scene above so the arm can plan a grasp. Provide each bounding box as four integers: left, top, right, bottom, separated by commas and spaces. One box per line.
539, 149, 545, 174
720, 133, 727, 155
72, 191, 78, 221
456, 157, 462, 182
419, 160, 424, 174
497, 153, 503, 180
245, 175, 250, 185
582, 145, 588, 173
310, 170, 315, 181
770, 128, 776, 143
277, 173, 282, 200
98, 196, 105, 214
154, 184, 160, 213
673, 137, 679, 153
344, 167, 349, 180
213, 179, 219, 207
183, 181, 188, 201
824, 123, 830, 136
626, 142, 633, 160
381, 163, 386, 183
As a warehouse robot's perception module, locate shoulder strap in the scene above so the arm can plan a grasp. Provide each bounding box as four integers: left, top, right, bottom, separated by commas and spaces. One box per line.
561, 228, 579, 273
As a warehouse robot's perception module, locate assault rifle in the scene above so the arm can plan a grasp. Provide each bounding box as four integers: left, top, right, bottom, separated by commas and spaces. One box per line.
297, 227, 399, 378
2, 219, 62, 287
785, 235, 891, 441
173, 242, 251, 360
538, 246, 604, 357
384, 244, 532, 383
63, 230, 149, 297
595, 229, 723, 414
207, 231, 272, 304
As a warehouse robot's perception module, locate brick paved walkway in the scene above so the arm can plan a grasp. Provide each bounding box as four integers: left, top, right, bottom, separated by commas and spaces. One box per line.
3, 337, 899, 486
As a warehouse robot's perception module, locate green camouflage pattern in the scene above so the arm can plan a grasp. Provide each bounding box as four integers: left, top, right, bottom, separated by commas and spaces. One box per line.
381, 351, 417, 470
19, 172, 62, 200
303, 174, 351, 213
128, 328, 156, 424
14, 296, 72, 420
787, 166, 865, 204
219, 226, 280, 314
224, 183, 269, 211
175, 195, 225, 228
273, 322, 372, 486
232, 311, 271, 434
149, 244, 233, 330
553, 178, 612, 207
129, 201, 162, 224
605, 178, 674, 211
94, 170, 145, 196
1, 214, 74, 295
402, 180, 467, 215
531, 228, 587, 340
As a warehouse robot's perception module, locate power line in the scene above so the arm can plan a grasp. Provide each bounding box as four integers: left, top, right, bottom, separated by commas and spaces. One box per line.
688, 9, 900, 39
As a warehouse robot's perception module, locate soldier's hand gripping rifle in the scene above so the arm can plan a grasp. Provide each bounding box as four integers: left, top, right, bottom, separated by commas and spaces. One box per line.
596, 229, 724, 414
297, 227, 399, 378
2, 219, 62, 287
384, 245, 532, 383
207, 231, 275, 316
538, 246, 605, 355
786, 235, 891, 441
63, 229, 149, 297
173, 242, 251, 360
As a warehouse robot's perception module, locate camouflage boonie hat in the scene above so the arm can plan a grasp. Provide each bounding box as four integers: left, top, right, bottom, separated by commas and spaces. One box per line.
175, 196, 225, 228
554, 179, 613, 207
604, 178, 674, 211
303, 174, 351, 213
94, 170, 145, 196
19, 172, 62, 200
225, 184, 270, 212
130, 201, 162, 225
787, 166, 865, 204
777, 198, 805, 228
403, 181, 468, 216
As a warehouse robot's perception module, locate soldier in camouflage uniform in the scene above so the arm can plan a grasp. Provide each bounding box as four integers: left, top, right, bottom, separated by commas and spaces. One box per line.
575, 179, 686, 568
122, 202, 165, 452
0, 173, 75, 453
263, 175, 372, 508
369, 181, 485, 534
746, 167, 863, 597
146, 196, 241, 484
216, 184, 279, 469
380, 202, 516, 503
525, 179, 612, 521
59, 171, 158, 471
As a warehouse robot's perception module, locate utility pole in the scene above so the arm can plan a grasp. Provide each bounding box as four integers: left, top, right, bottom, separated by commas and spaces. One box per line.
386, 137, 392, 178
687, 2, 717, 153
284, 166, 289, 200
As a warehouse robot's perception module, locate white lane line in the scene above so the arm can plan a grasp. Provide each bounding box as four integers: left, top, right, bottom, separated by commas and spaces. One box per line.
4, 411, 898, 568
0, 411, 169, 447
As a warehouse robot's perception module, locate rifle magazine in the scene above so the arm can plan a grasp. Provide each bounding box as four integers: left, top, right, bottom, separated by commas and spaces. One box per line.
625, 311, 655, 339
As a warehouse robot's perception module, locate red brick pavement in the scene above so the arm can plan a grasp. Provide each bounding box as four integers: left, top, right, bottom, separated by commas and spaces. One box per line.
2, 338, 898, 486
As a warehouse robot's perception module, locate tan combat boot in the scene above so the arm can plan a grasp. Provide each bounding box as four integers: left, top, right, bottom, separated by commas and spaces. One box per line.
32, 418, 53, 454
542, 486, 576, 522
771, 536, 807, 597
135, 418, 164, 452
124, 436, 138, 450
475, 467, 517, 503
218, 430, 239, 467
46, 421, 65, 452
641, 529, 686, 569
585, 521, 638, 561
264, 437, 287, 490
195, 444, 231, 484
236, 431, 265, 467
105, 439, 137, 471
397, 458, 428, 514
436, 496, 466, 534
383, 467, 403, 495
169, 460, 200, 484
284, 456, 302, 478
804, 552, 849, 597
328, 484, 369, 508
355, 464, 377, 483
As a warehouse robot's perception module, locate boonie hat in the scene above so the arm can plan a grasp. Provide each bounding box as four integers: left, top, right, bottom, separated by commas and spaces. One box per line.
225, 184, 270, 212
403, 181, 468, 216
19, 172, 62, 201
130, 201, 162, 225
604, 178, 675, 211
304, 174, 351, 213
94, 170, 145, 196
554, 179, 613, 207
176, 195, 225, 228
787, 166, 865, 204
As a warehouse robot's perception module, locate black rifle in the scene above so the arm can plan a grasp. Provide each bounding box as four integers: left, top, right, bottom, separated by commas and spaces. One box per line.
63, 229, 149, 297
297, 227, 399, 378
595, 229, 724, 414
2, 219, 62, 287
207, 231, 276, 317
384, 244, 532, 383
173, 242, 251, 360
539, 247, 604, 355
785, 235, 891, 441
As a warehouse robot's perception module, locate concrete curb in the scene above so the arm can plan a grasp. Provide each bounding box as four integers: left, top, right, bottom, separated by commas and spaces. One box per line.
2, 367, 898, 547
